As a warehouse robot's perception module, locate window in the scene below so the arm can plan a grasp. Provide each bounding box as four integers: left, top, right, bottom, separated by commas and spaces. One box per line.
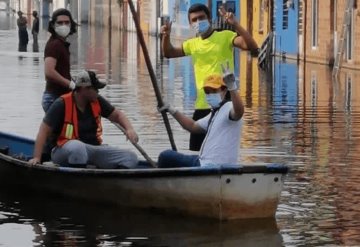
311, 0, 319, 48
282, 0, 289, 30
298, 1, 303, 34
346, 8, 354, 60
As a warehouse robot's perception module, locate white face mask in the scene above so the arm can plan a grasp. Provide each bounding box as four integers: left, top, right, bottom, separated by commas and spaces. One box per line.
55, 24, 70, 38
192, 19, 210, 35
206, 93, 222, 108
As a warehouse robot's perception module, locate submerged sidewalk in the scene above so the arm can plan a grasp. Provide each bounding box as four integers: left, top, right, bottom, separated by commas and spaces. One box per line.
0, 27, 45, 139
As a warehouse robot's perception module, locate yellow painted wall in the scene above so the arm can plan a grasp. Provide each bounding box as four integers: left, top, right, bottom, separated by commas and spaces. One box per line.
239, 53, 261, 151
240, 0, 247, 33
253, 0, 270, 45
239, 53, 260, 107
239, 53, 248, 95
240, 0, 270, 46
251, 58, 260, 109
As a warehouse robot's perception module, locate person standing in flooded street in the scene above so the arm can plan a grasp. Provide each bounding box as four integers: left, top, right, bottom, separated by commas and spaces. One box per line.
42, 8, 77, 112
16, 10, 28, 52
31, 10, 39, 52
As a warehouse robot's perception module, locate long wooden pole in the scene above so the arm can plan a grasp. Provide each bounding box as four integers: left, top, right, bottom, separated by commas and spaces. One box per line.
127, 0, 177, 151
113, 123, 157, 168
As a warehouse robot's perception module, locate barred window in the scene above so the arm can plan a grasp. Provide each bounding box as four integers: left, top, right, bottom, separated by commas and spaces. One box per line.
282, 0, 289, 30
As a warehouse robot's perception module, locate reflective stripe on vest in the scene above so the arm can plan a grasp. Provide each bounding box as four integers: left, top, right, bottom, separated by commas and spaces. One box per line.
65, 123, 74, 139
57, 92, 102, 146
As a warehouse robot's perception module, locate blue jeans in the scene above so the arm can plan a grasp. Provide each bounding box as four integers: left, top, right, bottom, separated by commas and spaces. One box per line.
158, 149, 200, 168
42, 92, 58, 112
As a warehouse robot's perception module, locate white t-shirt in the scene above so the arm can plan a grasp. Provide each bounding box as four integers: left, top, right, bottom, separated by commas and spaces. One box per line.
196, 102, 242, 166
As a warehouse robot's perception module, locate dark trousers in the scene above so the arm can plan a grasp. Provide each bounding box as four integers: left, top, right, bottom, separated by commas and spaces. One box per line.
158, 150, 200, 168
32, 32, 39, 52
189, 109, 211, 151
18, 28, 28, 52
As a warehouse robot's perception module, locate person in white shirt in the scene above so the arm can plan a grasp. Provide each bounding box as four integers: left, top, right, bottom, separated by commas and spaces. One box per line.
158, 63, 244, 167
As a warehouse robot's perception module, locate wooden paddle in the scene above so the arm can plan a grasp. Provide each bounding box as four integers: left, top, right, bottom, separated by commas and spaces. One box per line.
126, 0, 177, 151
113, 122, 157, 168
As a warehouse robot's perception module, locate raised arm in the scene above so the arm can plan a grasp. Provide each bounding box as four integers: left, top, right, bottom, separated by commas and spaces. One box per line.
229, 91, 244, 120
160, 21, 185, 58
221, 62, 244, 120
218, 6, 258, 51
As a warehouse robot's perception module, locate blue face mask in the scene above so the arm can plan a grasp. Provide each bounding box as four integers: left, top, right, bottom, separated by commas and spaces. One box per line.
206, 93, 222, 108
192, 19, 210, 35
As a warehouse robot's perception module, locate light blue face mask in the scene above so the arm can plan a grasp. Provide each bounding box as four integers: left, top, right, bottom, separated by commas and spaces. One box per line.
206, 93, 222, 108
192, 19, 210, 35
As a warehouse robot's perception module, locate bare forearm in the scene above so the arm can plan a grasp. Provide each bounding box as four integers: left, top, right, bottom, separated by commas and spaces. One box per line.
232, 21, 258, 50
162, 35, 174, 58
109, 109, 138, 143
172, 111, 199, 133
111, 110, 134, 131
161, 35, 185, 58
230, 91, 244, 120
45, 69, 71, 88
44, 57, 72, 88
33, 123, 50, 161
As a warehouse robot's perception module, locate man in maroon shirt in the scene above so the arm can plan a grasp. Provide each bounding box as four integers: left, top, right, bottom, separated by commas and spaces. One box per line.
42, 8, 77, 112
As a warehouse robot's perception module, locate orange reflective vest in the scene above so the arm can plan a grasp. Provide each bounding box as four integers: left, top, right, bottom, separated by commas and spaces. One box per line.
57, 92, 103, 146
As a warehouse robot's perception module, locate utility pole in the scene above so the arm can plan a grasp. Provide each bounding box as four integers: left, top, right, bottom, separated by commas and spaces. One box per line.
109, 0, 112, 28
208, 0, 212, 19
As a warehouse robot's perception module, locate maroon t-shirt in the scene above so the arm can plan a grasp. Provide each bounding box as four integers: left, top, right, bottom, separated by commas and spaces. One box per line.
44, 36, 71, 96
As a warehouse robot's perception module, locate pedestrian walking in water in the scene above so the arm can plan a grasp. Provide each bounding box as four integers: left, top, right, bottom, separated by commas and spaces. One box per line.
31, 10, 39, 52
17, 10, 28, 52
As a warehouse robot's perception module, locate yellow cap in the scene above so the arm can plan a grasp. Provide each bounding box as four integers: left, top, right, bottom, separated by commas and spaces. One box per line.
203, 74, 225, 90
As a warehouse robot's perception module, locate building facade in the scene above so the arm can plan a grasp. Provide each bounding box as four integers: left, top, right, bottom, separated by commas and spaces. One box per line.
10, 0, 89, 23
240, 0, 272, 49
269, 0, 360, 70
9, 0, 360, 71
273, 0, 300, 59
302, 0, 360, 70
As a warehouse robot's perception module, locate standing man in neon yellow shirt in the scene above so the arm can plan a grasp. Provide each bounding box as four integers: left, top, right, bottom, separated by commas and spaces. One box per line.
161, 3, 258, 151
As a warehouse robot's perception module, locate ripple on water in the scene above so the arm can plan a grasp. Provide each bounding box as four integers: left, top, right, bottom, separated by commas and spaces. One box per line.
1, 19, 360, 246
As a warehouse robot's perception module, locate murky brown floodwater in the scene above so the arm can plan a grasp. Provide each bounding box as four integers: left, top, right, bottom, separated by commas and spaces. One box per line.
0, 11, 360, 246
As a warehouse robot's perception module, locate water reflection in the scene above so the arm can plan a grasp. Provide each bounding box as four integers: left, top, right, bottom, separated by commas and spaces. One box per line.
236, 54, 360, 245
277, 62, 360, 245
0, 13, 360, 246
0, 189, 282, 247
0, 11, 16, 30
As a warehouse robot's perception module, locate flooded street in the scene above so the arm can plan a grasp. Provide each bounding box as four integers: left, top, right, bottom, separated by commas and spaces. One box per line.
1, 11, 360, 246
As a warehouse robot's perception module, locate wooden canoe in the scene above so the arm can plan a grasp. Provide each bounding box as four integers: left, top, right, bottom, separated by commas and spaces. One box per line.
0, 131, 288, 220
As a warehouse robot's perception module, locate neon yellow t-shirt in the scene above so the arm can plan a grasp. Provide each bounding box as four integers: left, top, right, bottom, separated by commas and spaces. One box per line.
183, 30, 237, 109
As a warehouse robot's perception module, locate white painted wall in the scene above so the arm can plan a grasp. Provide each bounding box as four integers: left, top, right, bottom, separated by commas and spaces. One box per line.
52, 0, 66, 10
79, 0, 89, 23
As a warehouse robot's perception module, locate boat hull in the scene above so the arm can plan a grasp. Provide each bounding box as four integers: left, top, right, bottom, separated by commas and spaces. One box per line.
0, 131, 288, 220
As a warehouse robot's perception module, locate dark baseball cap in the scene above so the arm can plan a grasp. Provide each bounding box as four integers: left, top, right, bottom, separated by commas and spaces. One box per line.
75, 70, 106, 89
